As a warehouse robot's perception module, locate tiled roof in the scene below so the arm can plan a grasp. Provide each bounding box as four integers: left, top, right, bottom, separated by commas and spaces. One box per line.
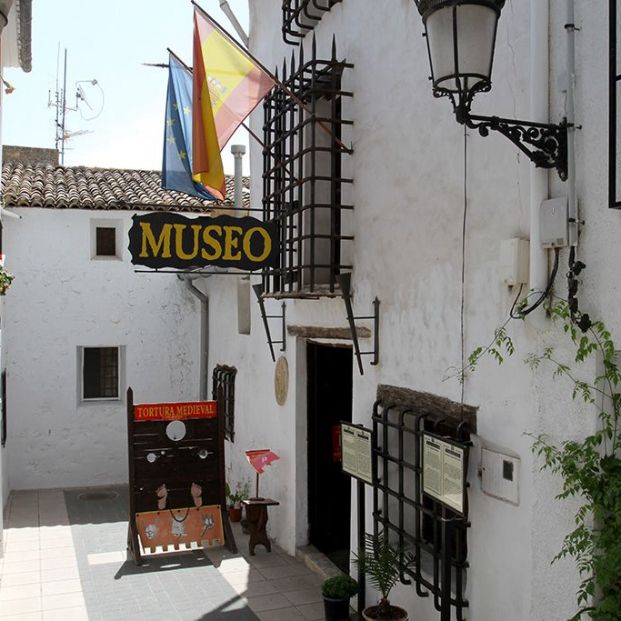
1, 148, 249, 213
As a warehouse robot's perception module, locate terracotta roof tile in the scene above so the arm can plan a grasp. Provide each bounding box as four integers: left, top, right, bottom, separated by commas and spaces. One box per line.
1, 160, 250, 213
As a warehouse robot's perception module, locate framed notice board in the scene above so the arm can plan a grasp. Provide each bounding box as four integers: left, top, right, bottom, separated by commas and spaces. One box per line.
341, 423, 373, 485
422, 432, 466, 515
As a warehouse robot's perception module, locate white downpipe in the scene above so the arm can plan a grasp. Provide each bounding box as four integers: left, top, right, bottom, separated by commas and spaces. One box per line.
566, 0, 578, 247
529, 0, 550, 294
219, 0, 249, 47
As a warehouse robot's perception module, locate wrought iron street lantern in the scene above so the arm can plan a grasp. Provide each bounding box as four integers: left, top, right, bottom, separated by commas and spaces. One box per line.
414, 0, 568, 180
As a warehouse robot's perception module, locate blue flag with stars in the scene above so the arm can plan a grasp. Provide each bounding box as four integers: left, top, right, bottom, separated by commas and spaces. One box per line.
162, 53, 218, 201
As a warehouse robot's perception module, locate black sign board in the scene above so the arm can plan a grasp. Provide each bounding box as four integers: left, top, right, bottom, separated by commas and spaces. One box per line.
128, 212, 278, 271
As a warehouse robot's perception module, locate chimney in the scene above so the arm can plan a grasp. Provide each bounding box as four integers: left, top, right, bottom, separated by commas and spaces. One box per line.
2, 145, 59, 166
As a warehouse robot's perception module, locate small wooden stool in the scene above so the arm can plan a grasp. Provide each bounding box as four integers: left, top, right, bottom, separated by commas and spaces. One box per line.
242, 498, 279, 555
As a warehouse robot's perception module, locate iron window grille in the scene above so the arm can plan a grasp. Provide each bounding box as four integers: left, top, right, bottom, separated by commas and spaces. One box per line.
82, 347, 119, 400
261, 39, 353, 297
371, 393, 473, 620
282, 0, 342, 45
212, 365, 237, 442
610, 0, 621, 208
96, 227, 117, 256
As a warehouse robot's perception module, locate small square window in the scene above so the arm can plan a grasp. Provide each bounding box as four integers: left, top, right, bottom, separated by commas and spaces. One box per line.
96, 227, 116, 256
83, 347, 119, 400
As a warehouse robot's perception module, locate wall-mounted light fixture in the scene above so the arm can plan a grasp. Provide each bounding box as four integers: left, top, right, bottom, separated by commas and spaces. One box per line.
413, 0, 568, 180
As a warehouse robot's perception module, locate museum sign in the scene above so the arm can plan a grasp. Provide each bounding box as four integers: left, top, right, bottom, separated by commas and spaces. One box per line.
128, 212, 278, 270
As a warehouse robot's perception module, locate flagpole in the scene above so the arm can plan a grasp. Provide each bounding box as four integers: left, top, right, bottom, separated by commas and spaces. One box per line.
191, 0, 353, 154
167, 47, 304, 190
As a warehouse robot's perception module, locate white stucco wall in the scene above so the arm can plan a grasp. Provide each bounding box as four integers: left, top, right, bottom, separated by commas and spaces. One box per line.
2, 208, 203, 491
201, 2, 618, 620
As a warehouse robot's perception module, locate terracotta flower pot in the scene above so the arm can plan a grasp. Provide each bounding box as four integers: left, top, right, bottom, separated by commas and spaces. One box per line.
362, 605, 408, 621
229, 506, 242, 522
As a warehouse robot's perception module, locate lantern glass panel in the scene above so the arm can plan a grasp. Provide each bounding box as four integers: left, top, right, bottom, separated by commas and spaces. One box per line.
427, 4, 498, 95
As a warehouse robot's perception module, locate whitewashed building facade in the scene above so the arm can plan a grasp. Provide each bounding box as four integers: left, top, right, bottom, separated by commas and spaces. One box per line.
197, 2, 619, 620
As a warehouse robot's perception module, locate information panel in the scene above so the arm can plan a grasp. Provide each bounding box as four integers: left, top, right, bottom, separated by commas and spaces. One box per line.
422, 433, 466, 515
341, 423, 373, 485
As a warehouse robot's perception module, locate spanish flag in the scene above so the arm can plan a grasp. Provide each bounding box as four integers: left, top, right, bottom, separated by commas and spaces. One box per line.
192, 6, 275, 156
192, 11, 227, 200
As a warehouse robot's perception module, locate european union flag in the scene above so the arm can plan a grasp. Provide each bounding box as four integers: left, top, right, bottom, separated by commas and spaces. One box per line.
162, 52, 218, 201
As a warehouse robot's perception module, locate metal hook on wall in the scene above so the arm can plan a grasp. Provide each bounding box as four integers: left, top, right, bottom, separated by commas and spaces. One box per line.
252, 284, 286, 362
337, 273, 380, 375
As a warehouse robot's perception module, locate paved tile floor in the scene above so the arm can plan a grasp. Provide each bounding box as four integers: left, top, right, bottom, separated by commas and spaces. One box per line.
0, 487, 351, 621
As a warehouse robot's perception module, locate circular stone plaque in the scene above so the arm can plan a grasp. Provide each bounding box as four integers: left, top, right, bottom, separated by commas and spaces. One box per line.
274, 356, 289, 406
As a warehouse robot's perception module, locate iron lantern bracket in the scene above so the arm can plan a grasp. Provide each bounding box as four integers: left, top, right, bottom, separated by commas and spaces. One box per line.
458, 110, 569, 181
252, 284, 286, 362
338, 273, 380, 376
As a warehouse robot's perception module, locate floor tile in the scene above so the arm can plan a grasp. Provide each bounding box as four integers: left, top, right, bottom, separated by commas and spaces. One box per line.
258, 563, 315, 580
2, 561, 40, 575
39, 559, 77, 572
283, 588, 323, 606
41, 607, 88, 621
40, 568, 80, 583
0, 613, 43, 621
40, 581, 82, 597
41, 593, 85, 611
0, 597, 42, 617
256, 608, 307, 621
245, 593, 292, 612
0, 573, 41, 588
0, 584, 42, 602
298, 601, 326, 620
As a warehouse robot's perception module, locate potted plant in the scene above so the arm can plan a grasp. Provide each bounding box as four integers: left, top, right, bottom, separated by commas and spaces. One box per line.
321, 574, 358, 621
0, 266, 15, 295
353, 531, 414, 621
225, 479, 250, 522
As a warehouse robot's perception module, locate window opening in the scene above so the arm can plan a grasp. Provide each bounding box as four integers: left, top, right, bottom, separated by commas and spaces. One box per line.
371, 390, 473, 620
282, 0, 342, 45
212, 365, 237, 442
261, 39, 353, 297
96, 227, 117, 256
83, 347, 119, 400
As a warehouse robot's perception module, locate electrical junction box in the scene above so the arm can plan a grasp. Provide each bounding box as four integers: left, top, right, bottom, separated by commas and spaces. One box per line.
481, 447, 520, 505
499, 238, 529, 287
540, 197, 568, 248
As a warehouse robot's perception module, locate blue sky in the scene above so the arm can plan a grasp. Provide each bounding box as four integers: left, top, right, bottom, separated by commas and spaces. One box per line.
2, 0, 250, 173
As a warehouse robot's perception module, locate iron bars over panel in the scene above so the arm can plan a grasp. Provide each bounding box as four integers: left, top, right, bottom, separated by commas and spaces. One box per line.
371, 397, 472, 621
212, 365, 237, 442
261, 38, 353, 297
282, 0, 342, 45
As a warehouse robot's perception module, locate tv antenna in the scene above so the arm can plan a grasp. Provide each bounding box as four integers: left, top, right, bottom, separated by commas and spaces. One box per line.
48, 47, 103, 165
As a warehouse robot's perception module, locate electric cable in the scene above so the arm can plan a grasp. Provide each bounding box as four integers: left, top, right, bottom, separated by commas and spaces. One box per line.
510, 247, 561, 318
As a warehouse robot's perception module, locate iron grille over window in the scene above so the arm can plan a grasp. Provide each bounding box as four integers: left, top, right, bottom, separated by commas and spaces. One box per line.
261, 40, 353, 297
610, 0, 621, 208
371, 388, 474, 620
212, 365, 237, 442
83, 347, 119, 400
282, 0, 342, 45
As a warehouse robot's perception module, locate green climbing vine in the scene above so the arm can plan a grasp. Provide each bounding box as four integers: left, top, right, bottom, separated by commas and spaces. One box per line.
464, 300, 621, 620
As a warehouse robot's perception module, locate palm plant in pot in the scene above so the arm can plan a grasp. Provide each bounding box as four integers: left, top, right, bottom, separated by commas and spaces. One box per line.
321, 574, 358, 621
353, 531, 414, 621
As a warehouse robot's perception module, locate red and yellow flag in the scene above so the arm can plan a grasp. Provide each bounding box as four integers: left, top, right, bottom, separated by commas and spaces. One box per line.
192, 11, 227, 200
193, 7, 276, 151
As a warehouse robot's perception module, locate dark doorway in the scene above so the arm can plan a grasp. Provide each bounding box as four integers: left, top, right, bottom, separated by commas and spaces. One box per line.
307, 342, 352, 572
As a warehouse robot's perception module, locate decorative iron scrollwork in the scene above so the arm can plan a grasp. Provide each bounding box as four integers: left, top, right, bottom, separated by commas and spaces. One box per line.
460, 113, 569, 181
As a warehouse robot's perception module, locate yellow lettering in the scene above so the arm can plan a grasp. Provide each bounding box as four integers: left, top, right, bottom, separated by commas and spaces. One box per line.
243, 227, 271, 263
222, 226, 243, 261
173, 224, 201, 260
140, 223, 172, 258
202, 225, 223, 260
